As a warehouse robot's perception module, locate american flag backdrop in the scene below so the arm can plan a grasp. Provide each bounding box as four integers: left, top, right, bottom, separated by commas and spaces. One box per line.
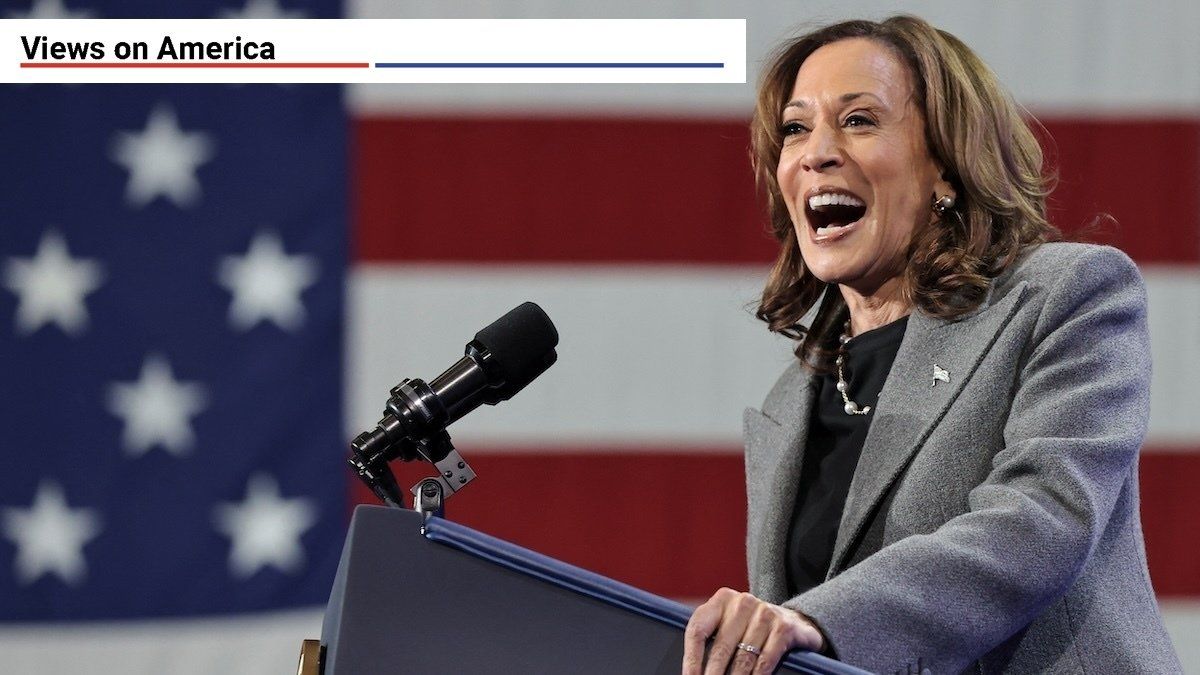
1, 1, 1198, 673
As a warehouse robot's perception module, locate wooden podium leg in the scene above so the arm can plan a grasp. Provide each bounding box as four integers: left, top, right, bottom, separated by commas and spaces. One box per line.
297, 639, 323, 675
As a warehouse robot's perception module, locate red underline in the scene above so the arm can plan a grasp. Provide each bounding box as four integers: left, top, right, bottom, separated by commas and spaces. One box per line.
20, 62, 369, 68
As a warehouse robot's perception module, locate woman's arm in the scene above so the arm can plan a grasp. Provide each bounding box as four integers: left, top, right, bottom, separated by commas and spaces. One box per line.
787, 246, 1152, 672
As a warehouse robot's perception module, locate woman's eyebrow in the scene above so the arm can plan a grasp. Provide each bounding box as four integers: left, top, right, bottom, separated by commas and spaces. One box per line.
782, 92, 882, 111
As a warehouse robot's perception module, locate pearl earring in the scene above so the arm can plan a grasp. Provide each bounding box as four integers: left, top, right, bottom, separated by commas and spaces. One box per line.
933, 194, 956, 215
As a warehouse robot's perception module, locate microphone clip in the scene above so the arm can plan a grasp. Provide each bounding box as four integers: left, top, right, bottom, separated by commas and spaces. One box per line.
348, 428, 477, 521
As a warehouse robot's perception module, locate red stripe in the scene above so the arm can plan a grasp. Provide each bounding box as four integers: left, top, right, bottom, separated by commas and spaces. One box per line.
1039, 118, 1200, 263
350, 452, 749, 597
353, 116, 1200, 265
1139, 451, 1200, 596
353, 116, 772, 265
350, 447, 1199, 598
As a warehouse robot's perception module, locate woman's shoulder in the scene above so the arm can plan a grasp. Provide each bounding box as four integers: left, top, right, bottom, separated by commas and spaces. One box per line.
1003, 241, 1140, 289
994, 241, 1147, 342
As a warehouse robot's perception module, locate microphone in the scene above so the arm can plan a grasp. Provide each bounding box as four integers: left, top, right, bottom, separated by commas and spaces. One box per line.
350, 301, 558, 465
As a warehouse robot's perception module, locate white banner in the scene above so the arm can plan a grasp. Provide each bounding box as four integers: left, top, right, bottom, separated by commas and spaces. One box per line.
1, 19, 745, 84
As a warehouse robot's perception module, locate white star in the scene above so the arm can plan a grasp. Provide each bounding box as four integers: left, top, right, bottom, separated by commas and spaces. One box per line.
6, 0, 94, 19
218, 0, 306, 19
106, 354, 208, 457
217, 231, 319, 332
3, 230, 105, 337
2, 481, 101, 586
213, 473, 316, 579
110, 104, 214, 209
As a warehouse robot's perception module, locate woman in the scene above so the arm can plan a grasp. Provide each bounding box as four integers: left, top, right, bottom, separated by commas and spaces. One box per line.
683, 16, 1181, 675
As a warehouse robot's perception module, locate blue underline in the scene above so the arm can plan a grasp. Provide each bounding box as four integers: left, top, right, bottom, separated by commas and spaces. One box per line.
373, 62, 724, 69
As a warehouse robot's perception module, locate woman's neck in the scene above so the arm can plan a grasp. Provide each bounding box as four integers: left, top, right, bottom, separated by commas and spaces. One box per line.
840, 277, 912, 336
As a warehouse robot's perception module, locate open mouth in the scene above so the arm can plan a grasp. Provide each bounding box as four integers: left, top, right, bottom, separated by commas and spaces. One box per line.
805, 191, 867, 236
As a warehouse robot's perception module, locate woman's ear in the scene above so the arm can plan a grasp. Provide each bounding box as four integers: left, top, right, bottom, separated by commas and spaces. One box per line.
936, 168, 958, 204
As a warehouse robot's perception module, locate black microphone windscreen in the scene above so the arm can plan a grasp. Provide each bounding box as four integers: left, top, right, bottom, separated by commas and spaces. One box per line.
472, 301, 559, 388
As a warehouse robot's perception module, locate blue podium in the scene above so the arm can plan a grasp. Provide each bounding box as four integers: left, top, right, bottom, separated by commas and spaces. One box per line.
307, 505, 866, 674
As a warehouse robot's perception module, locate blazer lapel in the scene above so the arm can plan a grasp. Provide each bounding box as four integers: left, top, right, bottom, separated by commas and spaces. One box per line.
827, 282, 1029, 575
745, 366, 815, 603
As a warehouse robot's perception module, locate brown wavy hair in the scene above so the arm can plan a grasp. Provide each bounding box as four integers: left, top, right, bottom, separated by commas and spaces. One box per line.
753, 15, 1060, 366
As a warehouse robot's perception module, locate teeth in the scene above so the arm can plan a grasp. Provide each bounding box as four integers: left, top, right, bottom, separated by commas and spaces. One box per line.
807, 192, 865, 210
815, 225, 852, 235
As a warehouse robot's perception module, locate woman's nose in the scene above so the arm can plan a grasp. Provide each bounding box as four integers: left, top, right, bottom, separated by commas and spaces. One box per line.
800, 125, 843, 172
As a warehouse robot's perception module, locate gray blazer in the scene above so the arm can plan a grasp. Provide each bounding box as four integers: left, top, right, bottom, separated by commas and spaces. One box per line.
743, 243, 1181, 674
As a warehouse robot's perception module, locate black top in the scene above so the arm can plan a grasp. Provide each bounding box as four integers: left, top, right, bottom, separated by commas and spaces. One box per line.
784, 315, 909, 596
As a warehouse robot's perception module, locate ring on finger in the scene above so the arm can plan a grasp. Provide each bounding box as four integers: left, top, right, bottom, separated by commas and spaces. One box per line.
735, 642, 763, 657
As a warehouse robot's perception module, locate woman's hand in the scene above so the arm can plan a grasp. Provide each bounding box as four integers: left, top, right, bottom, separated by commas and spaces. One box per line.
683, 587, 825, 675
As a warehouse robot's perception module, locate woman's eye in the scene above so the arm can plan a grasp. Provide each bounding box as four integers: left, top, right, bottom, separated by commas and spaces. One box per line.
780, 121, 808, 136
844, 114, 875, 128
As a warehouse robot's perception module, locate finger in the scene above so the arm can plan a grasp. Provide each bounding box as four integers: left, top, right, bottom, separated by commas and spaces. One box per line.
754, 611, 823, 675
753, 627, 790, 675
728, 605, 773, 675
788, 611, 825, 652
702, 592, 758, 675
682, 592, 726, 675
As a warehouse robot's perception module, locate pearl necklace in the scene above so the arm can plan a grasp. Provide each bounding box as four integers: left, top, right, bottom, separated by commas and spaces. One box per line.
836, 321, 871, 416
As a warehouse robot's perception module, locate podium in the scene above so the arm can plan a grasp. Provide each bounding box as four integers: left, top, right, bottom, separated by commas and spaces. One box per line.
305, 505, 866, 674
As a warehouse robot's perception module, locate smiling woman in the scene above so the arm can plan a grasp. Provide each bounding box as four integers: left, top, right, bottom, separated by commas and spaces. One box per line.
683, 15, 1183, 675
754, 19, 1056, 358
778, 37, 949, 335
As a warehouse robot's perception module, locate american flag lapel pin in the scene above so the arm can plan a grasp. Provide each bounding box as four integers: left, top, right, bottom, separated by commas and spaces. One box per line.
932, 364, 950, 387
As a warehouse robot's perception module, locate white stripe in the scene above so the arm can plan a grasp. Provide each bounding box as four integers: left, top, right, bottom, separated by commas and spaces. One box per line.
1144, 268, 1200, 450
347, 264, 795, 448
0, 608, 323, 675
349, 0, 1200, 115
1160, 599, 1200, 672
347, 264, 1200, 450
